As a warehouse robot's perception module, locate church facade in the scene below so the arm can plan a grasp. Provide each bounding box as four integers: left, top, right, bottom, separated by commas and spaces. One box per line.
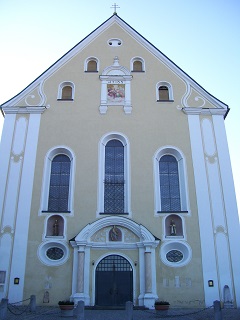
0, 14, 239, 309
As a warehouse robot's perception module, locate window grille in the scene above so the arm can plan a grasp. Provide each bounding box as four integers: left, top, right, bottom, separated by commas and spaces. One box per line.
46, 247, 64, 260
166, 250, 183, 263
159, 155, 181, 211
96, 255, 132, 271
104, 140, 124, 213
48, 155, 70, 212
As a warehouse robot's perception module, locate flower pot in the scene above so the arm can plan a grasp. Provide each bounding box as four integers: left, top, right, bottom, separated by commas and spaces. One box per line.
155, 304, 169, 310
59, 305, 74, 310
59, 305, 74, 317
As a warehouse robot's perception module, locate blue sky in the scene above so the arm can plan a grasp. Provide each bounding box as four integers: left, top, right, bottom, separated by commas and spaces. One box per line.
0, 0, 239, 211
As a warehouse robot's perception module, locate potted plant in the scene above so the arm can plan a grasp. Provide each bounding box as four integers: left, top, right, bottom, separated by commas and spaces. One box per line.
58, 300, 74, 311
154, 300, 170, 310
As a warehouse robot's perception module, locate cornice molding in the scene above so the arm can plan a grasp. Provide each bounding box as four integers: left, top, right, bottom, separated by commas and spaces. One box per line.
182, 107, 226, 116
2, 106, 47, 115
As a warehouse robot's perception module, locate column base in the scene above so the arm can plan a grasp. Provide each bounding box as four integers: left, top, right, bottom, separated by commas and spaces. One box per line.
143, 293, 158, 309
72, 293, 90, 306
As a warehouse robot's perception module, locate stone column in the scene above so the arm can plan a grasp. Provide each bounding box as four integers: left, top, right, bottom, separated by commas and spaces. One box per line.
143, 244, 158, 309
144, 249, 152, 293
77, 250, 85, 293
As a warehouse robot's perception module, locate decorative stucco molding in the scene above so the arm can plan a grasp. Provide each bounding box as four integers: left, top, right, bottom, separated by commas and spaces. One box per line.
1, 106, 46, 114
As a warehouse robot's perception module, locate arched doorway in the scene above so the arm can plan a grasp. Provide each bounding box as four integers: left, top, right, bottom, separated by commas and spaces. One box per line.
95, 254, 133, 306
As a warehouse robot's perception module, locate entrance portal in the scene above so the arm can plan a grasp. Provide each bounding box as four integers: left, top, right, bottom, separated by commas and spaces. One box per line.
95, 255, 133, 306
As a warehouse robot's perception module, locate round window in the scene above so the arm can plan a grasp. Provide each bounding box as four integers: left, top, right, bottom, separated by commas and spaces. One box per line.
166, 250, 183, 263
46, 247, 64, 260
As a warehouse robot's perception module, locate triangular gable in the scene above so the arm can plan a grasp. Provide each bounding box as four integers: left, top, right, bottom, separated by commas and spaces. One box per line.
0, 14, 228, 116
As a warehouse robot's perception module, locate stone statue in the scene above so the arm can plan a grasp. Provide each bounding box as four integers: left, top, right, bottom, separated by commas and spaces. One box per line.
53, 219, 59, 236
170, 220, 177, 235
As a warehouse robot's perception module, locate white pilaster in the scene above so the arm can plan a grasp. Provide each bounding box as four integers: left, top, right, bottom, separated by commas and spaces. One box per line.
188, 115, 219, 306
212, 115, 240, 307
0, 114, 16, 223
8, 113, 42, 303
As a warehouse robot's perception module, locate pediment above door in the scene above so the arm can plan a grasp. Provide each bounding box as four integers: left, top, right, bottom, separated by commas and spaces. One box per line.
71, 216, 160, 249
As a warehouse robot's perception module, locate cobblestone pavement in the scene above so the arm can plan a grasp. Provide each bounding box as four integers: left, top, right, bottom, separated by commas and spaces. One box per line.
4, 306, 240, 320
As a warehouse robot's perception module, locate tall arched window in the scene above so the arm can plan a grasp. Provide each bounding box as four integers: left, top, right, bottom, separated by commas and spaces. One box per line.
159, 155, 180, 211
98, 133, 131, 216
104, 140, 124, 214
40, 147, 75, 215
48, 155, 71, 212
153, 147, 189, 214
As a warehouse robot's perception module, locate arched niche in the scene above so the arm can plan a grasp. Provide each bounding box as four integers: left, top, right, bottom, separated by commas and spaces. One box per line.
165, 214, 183, 238
46, 215, 64, 237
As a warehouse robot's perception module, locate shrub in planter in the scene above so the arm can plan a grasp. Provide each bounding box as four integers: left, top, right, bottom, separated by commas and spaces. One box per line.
58, 300, 74, 310
154, 300, 170, 310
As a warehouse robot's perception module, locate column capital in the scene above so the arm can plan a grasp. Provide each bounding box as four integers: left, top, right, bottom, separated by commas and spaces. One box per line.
143, 241, 159, 250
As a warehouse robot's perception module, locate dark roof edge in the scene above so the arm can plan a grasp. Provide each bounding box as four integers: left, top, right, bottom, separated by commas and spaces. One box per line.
0, 15, 115, 107
116, 15, 228, 111
1, 14, 229, 119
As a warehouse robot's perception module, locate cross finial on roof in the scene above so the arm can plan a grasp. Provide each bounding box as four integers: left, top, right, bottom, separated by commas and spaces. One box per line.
111, 3, 120, 15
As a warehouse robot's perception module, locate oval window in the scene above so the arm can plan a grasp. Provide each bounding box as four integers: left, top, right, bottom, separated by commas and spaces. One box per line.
38, 242, 69, 266
166, 250, 183, 263
46, 247, 64, 260
160, 241, 192, 267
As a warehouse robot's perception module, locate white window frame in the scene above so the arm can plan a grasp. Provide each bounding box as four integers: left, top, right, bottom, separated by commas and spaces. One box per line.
130, 56, 145, 72
57, 81, 75, 100
156, 81, 174, 101
39, 146, 75, 216
153, 146, 190, 215
84, 56, 99, 72
97, 132, 131, 217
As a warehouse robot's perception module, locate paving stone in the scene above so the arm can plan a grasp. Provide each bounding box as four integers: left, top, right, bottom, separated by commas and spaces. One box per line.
4, 306, 240, 320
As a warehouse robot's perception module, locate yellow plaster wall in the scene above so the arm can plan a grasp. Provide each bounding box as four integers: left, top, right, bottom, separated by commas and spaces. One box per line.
24, 21, 204, 306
